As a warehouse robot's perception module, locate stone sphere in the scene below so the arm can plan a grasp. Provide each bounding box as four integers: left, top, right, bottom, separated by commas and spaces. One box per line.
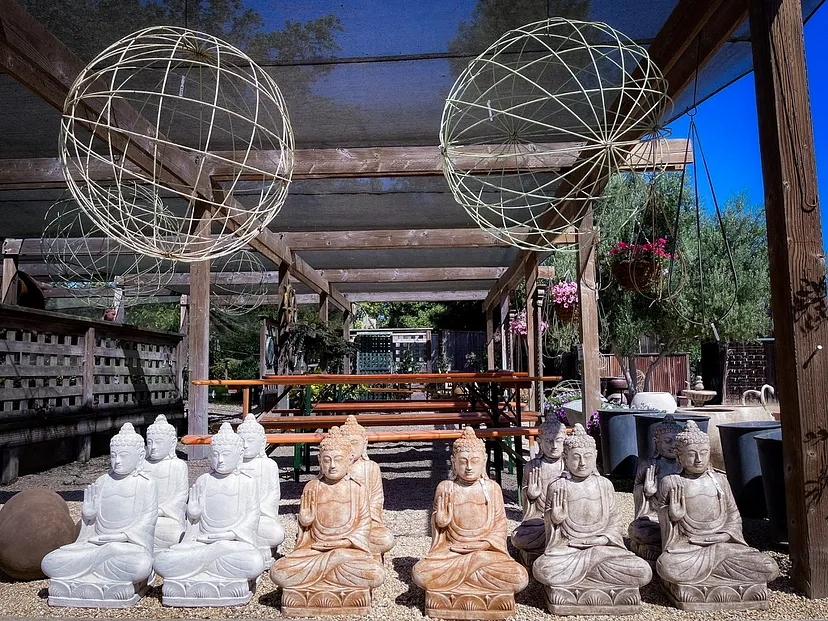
440, 18, 670, 250
0, 489, 76, 580
60, 26, 294, 262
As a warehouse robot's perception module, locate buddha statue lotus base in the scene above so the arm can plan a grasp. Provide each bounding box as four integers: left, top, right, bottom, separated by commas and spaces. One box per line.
543, 584, 643, 616
627, 537, 660, 563
47, 578, 150, 608
424, 590, 517, 620
661, 579, 770, 611
161, 577, 258, 607
281, 586, 372, 617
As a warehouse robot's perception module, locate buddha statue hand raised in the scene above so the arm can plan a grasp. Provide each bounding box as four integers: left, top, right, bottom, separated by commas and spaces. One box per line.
533, 425, 652, 616
42, 423, 157, 608
655, 421, 779, 611
413, 426, 528, 620
153, 423, 265, 607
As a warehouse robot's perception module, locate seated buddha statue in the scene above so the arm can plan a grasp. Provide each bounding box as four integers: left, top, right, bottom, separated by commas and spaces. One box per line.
628, 414, 682, 561
340, 415, 394, 555
412, 426, 528, 620
511, 418, 566, 565
41, 423, 157, 607
533, 424, 652, 615
656, 421, 779, 610
153, 423, 265, 607
269, 427, 385, 616
143, 414, 188, 551
236, 414, 285, 567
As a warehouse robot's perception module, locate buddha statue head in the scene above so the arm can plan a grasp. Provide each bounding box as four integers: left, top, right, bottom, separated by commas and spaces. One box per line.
341, 415, 369, 461
110, 422, 146, 477
563, 424, 597, 478
538, 418, 566, 460
145, 413, 178, 461
675, 420, 711, 475
210, 423, 244, 476
652, 414, 682, 460
237, 413, 267, 460
451, 426, 487, 483
318, 427, 354, 482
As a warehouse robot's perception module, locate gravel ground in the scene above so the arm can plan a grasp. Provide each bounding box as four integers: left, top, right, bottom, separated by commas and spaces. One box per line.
0, 423, 823, 621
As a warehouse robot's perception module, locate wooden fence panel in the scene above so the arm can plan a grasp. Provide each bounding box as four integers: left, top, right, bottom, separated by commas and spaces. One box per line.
600, 353, 690, 395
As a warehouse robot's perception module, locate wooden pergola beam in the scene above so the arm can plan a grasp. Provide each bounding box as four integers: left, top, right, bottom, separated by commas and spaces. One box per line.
0, 140, 693, 190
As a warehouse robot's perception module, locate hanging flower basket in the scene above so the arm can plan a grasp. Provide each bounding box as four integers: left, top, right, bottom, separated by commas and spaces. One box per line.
548, 280, 579, 323
608, 239, 671, 291
554, 303, 578, 323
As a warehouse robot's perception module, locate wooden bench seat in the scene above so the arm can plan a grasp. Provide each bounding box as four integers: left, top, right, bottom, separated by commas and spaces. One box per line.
265, 400, 526, 414
256, 411, 540, 431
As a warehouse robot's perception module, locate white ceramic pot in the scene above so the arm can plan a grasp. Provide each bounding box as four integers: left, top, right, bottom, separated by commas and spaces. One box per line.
630, 391, 677, 413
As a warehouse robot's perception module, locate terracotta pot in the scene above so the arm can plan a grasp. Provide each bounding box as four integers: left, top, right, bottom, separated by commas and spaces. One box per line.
554, 304, 578, 323
611, 259, 660, 290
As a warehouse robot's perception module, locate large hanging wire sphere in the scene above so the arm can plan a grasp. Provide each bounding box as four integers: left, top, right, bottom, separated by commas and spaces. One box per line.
60, 26, 294, 262
211, 249, 267, 316
41, 191, 175, 308
440, 18, 670, 250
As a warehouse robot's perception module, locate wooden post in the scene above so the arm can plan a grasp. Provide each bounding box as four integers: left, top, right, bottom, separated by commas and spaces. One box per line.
577, 209, 601, 427
749, 0, 827, 598
276, 262, 291, 411
83, 327, 95, 408
177, 294, 189, 396
342, 307, 353, 374
499, 293, 510, 370
318, 292, 329, 324
1, 239, 20, 305
75, 435, 92, 462
525, 254, 541, 411
112, 287, 125, 323
188, 210, 211, 459
1, 447, 19, 485
259, 317, 268, 377
485, 304, 495, 370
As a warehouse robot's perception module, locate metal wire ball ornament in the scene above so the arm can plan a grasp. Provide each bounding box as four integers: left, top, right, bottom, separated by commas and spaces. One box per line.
440, 18, 670, 250
210, 249, 267, 316
59, 26, 294, 262
41, 191, 175, 308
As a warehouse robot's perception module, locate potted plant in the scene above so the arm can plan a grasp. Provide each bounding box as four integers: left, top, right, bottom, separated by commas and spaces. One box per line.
548, 280, 579, 323
608, 238, 671, 290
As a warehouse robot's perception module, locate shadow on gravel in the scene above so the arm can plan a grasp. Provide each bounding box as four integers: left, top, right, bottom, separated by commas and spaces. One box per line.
392, 556, 422, 610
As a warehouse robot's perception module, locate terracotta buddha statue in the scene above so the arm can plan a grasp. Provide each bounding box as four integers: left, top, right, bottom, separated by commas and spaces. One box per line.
143, 414, 188, 551
656, 421, 779, 610
412, 426, 528, 620
340, 415, 394, 555
236, 414, 285, 567
628, 414, 682, 561
269, 427, 385, 616
153, 423, 265, 607
511, 418, 566, 565
533, 424, 652, 615
42, 423, 157, 607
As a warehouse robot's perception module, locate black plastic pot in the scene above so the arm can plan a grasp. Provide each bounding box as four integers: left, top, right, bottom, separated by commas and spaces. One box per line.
633, 412, 711, 460
718, 420, 782, 518
755, 428, 787, 543
596, 409, 647, 477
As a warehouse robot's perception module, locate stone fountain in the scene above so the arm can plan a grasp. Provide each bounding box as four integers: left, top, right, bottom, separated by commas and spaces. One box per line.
682, 376, 717, 407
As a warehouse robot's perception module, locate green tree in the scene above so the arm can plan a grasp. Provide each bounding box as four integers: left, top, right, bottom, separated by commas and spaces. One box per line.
355, 302, 485, 330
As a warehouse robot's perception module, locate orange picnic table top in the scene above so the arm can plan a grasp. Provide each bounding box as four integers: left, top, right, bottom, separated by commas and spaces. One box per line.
192, 372, 562, 387
255, 410, 541, 430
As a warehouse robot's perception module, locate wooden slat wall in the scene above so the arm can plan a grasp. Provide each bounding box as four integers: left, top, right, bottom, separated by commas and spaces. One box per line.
600, 353, 690, 395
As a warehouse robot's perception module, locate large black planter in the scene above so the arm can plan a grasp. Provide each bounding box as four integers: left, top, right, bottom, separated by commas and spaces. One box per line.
633, 412, 711, 460
597, 409, 648, 477
755, 428, 787, 543
718, 420, 782, 518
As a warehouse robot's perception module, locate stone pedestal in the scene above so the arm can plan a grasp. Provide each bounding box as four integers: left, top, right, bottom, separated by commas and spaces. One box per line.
282, 586, 372, 617
47, 577, 150, 608
661, 579, 770, 611
543, 585, 643, 615
161, 577, 257, 607
424, 590, 517, 620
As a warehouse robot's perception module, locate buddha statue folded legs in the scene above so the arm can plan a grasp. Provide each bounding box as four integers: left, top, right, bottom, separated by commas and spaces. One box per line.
412, 427, 528, 620
143, 414, 189, 551
533, 425, 652, 615
42, 423, 157, 608
269, 427, 385, 616
153, 424, 266, 607
655, 421, 779, 610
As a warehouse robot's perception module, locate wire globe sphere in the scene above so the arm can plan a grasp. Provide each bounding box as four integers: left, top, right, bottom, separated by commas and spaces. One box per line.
440, 18, 670, 250
59, 26, 294, 262
211, 249, 268, 316
41, 191, 175, 308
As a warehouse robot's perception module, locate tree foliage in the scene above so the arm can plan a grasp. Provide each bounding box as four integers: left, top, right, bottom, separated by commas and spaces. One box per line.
355, 302, 485, 330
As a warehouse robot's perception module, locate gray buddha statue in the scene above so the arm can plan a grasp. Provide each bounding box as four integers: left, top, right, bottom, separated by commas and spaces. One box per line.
628, 414, 682, 561
656, 421, 779, 610
236, 414, 285, 567
412, 426, 528, 620
270, 427, 385, 616
42, 423, 157, 607
143, 414, 188, 551
153, 423, 265, 607
511, 418, 566, 565
340, 415, 394, 555
533, 424, 652, 615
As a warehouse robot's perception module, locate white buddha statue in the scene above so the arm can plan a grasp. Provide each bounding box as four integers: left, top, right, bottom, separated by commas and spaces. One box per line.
143, 414, 188, 551
236, 413, 285, 567
41, 423, 157, 607
153, 423, 265, 607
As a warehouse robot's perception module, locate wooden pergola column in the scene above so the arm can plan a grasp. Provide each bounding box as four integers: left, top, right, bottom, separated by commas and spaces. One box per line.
499, 293, 510, 370
1, 239, 20, 305
525, 254, 543, 411
187, 212, 211, 459
577, 209, 601, 426
485, 305, 496, 370
749, 0, 827, 598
